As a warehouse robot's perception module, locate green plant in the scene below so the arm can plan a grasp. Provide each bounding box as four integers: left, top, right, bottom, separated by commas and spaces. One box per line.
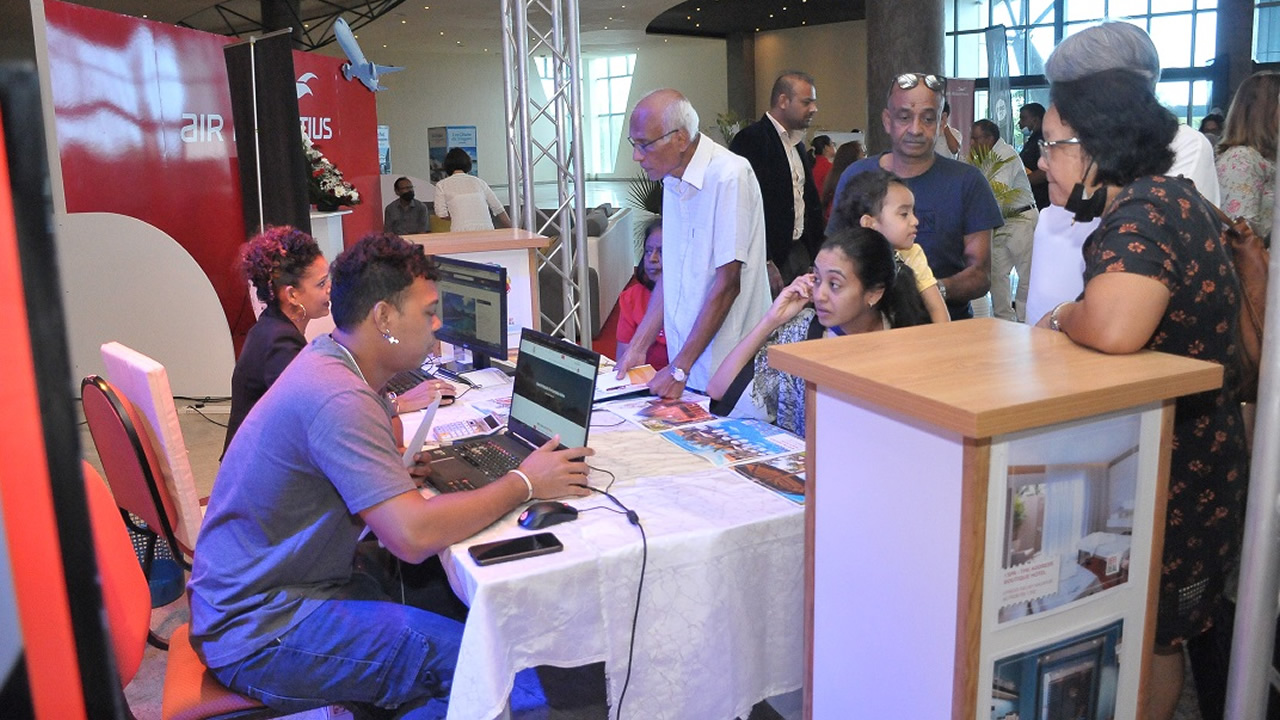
968, 145, 1030, 220
714, 110, 746, 146
626, 171, 662, 214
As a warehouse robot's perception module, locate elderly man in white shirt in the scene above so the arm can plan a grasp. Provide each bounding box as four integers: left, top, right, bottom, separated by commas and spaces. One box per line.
616, 88, 771, 399
970, 118, 1038, 322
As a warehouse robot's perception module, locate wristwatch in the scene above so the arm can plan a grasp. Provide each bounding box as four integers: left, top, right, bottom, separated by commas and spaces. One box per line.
936, 280, 948, 302
671, 366, 688, 383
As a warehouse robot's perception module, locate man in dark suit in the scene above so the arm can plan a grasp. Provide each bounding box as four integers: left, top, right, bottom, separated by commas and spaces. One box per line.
730, 70, 823, 294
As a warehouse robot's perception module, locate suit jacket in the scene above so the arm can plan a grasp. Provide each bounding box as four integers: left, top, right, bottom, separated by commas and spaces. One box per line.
224, 304, 306, 453
729, 114, 824, 267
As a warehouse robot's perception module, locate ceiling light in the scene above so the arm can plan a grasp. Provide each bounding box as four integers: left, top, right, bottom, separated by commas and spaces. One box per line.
141, 13, 148, 17
303, 23, 309, 28
695, 22, 700, 27
769, 13, 774, 17
401, 20, 407, 24
440, 31, 445, 35
383, 44, 388, 48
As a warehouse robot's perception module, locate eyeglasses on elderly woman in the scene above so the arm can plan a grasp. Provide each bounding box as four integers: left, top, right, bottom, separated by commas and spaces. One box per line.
895, 73, 946, 92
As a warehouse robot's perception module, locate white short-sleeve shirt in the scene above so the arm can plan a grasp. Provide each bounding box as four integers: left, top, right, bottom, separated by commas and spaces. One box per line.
661, 136, 771, 390
434, 172, 506, 232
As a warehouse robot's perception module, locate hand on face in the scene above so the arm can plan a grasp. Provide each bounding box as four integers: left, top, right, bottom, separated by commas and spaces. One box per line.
768, 272, 816, 324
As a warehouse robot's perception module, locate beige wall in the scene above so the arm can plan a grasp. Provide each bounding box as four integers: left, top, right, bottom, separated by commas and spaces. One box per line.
752, 20, 869, 141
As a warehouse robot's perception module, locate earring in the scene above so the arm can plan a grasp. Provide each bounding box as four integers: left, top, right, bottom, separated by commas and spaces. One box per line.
382, 329, 400, 345
294, 302, 308, 320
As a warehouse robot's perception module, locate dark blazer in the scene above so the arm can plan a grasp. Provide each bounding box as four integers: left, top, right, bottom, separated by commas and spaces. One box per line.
224, 304, 306, 453
729, 114, 825, 267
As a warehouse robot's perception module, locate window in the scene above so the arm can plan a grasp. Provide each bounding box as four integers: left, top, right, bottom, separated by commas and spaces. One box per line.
1258, 1, 1280, 62
586, 54, 635, 176
945, 0, 1220, 126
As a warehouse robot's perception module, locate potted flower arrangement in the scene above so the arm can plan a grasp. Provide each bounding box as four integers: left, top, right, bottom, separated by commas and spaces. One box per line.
303, 130, 361, 211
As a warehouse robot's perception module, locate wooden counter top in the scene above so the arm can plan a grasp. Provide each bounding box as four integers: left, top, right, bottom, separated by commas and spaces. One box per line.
768, 318, 1223, 438
401, 228, 550, 254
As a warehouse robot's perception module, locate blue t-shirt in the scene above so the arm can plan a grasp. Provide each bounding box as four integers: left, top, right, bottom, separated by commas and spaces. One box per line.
828, 154, 1003, 317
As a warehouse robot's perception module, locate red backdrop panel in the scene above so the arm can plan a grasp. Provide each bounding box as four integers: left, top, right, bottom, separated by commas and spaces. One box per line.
45, 0, 382, 348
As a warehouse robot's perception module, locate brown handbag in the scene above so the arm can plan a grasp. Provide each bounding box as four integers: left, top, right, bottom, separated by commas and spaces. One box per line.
1211, 204, 1268, 403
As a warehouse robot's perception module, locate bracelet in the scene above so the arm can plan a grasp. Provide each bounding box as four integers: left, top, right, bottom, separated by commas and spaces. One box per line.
1049, 301, 1070, 332
510, 469, 534, 502
386, 391, 399, 413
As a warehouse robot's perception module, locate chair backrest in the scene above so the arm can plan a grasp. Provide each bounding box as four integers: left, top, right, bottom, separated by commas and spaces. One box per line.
81, 375, 184, 552
82, 461, 151, 688
99, 342, 203, 551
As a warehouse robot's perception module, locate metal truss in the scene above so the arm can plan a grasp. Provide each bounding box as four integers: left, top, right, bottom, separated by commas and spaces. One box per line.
500, 0, 590, 346
176, 0, 406, 51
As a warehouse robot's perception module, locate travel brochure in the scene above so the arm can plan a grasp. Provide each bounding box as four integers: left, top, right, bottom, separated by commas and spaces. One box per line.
598, 391, 717, 432
732, 453, 806, 504
594, 357, 658, 401
991, 620, 1123, 720
600, 394, 806, 501
659, 418, 806, 469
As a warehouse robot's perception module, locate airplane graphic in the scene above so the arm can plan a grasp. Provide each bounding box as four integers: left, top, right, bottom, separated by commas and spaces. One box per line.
295, 72, 317, 99
334, 17, 403, 92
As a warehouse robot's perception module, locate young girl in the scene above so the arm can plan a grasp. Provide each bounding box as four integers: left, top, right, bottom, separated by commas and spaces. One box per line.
615, 218, 668, 370
837, 169, 951, 324
706, 227, 929, 436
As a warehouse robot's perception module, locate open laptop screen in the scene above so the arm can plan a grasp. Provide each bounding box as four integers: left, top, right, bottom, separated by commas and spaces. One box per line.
508, 330, 600, 449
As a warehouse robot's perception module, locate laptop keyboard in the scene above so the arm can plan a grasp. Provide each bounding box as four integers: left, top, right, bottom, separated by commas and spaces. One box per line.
385, 367, 430, 396
456, 441, 521, 477
436, 476, 478, 493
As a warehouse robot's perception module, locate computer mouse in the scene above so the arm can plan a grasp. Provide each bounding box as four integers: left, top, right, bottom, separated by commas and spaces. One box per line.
438, 386, 456, 406
518, 501, 579, 530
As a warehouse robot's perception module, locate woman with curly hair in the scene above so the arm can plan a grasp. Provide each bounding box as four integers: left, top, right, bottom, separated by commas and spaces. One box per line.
1216, 71, 1279, 242
1034, 68, 1248, 720
225, 226, 330, 451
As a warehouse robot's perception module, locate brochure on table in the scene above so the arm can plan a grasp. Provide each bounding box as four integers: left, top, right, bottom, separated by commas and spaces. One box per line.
977, 406, 1164, 720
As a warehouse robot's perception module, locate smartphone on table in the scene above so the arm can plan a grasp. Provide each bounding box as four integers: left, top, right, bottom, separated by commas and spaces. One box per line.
468, 532, 563, 566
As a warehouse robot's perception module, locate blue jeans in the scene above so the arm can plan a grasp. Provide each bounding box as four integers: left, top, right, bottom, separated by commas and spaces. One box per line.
211, 573, 464, 719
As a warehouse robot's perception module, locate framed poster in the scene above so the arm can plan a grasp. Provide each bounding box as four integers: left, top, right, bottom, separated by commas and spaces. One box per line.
990, 620, 1123, 720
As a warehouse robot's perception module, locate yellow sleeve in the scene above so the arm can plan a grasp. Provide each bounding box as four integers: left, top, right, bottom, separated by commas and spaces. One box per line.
898, 245, 937, 292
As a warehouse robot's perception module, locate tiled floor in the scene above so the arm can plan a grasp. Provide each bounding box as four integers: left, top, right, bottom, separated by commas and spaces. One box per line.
81, 398, 1205, 719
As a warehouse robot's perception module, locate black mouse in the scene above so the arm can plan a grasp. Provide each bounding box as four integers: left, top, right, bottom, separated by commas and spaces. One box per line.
518, 501, 579, 530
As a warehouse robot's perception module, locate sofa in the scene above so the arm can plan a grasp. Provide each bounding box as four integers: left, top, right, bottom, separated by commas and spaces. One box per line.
538, 205, 639, 339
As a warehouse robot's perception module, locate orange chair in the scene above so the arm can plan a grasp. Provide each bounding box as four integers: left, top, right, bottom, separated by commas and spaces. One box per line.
81, 375, 193, 577
83, 461, 276, 720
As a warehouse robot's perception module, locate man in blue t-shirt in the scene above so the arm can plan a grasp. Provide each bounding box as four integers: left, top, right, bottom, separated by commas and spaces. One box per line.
828, 72, 1003, 320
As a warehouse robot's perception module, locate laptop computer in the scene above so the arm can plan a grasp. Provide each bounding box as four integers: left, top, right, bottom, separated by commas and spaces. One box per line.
423, 329, 601, 494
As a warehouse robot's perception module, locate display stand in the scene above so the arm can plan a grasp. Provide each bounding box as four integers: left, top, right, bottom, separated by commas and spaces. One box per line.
309, 209, 352, 261
768, 319, 1224, 720
402, 228, 548, 353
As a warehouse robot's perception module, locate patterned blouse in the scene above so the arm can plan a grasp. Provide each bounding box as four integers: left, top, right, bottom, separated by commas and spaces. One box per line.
1216, 144, 1275, 240
1082, 175, 1248, 646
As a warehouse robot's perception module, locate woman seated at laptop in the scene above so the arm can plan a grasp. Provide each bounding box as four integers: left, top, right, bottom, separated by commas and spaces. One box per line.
225, 226, 440, 453
707, 227, 930, 436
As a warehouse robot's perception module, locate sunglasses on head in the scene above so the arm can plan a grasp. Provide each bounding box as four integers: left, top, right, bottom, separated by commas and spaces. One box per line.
896, 73, 947, 92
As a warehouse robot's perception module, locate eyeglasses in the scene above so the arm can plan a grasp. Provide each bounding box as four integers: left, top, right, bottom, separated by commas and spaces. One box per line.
895, 73, 947, 92
628, 129, 678, 153
1038, 137, 1082, 154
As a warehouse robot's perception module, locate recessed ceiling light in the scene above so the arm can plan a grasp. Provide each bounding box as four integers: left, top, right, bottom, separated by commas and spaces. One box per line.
401, 20, 407, 24
456, 40, 462, 45
604, 25, 609, 29
440, 30, 445, 35
304, 23, 309, 28
695, 22, 700, 27
383, 44, 388, 48
769, 13, 774, 17
686, 15, 691, 19
141, 13, 148, 17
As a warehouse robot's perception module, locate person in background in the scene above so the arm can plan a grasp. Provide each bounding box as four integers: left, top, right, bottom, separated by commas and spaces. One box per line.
617, 88, 771, 399
1035, 69, 1247, 720
833, 168, 950, 324
615, 217, 668, 371
810, 135, 836, 197
225, 227, 330, 452
384, 177, 430, 235
730, 70, 824, 293
821, 140, 865, 221
707, 227, 929, 436
1018, 102, 1050, 210
433, 148, 512, 232
191, 233, 592, 717
969, 119, 1039, 322
1216, 71, 1278, 242
828, 72, 1003, 320
934, 101, 962, 159
1199, 111, 1225, 150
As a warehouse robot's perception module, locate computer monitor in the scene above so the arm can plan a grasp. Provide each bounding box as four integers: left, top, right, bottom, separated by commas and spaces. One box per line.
433, 255, 508, 371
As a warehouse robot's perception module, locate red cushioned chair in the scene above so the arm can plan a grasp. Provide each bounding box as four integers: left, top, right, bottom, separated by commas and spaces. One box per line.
83, 461, 277, 720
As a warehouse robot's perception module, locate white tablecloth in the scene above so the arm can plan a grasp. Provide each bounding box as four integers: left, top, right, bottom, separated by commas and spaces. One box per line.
439, 419, 805, 720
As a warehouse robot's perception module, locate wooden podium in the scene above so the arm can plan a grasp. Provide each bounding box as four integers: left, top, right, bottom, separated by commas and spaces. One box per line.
769, 318, 1224, 720
403, 228, 548, 352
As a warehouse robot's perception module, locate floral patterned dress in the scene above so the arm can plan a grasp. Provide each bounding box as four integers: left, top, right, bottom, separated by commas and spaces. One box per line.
1216, 144, 1275, 240
1082, 175, 1249, 646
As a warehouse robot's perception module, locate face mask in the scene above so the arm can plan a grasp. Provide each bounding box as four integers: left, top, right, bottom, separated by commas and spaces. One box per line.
398, 190, 415, 202
1064, 182, 1107, 223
